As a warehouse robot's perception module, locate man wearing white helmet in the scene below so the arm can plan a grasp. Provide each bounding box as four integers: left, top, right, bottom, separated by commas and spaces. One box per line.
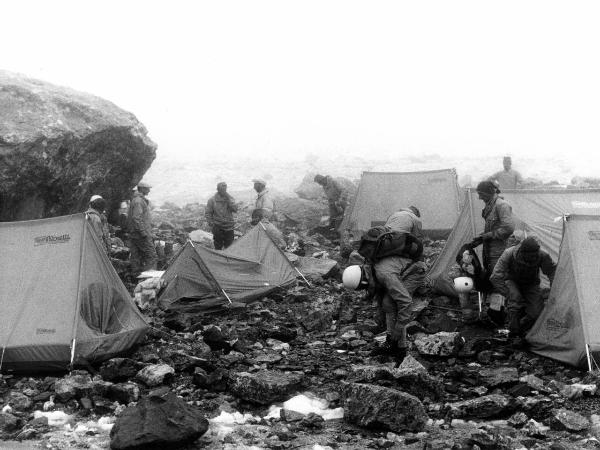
127, 181, 157, 275
343, 254, 426, 363
86, 195, 111, 254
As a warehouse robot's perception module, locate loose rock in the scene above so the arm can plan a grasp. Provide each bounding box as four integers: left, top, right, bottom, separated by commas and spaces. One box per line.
342, 382, 428, 432
229, 371, 304, 405
135, 364, 175, 387
110, 392, 209, 449
414, 332, 463, 356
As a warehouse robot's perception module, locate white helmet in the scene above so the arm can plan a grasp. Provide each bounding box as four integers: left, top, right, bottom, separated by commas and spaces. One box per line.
90, 194, 103, 203
343, 265, 364, 290
454, 276, 474, 293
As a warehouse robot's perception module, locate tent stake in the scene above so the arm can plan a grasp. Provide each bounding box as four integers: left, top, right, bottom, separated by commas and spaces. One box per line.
586, 344, 593, 372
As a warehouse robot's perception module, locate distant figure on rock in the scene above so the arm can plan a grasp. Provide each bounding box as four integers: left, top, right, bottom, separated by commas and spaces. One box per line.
385, 206, 422, 237
127, 181, 157, 275
252, 179, 275, 221
314, 174, 348, 230
205, 182, 238, 250
489, 156, 523, 190
490, 237, 556, 344
86, 194, 111, 254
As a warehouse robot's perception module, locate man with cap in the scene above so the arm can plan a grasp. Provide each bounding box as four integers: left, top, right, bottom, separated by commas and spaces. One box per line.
489, 156, 523, 191
252, 179, 275, 222
127, 181, 157, 275
205, 182, 238, 250
314, 174, 348, 229
490, 236, 556, 340
86, 195, 111, 254
472, 180, 515, 325
385, 206, 423, 237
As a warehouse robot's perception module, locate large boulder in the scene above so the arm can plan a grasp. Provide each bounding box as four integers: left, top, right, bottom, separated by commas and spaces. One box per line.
294, 173, 357, 202
277, 197, 328, 229
342, 382, 428, 432
110, 392, 208, 449
0, 70, 156, 221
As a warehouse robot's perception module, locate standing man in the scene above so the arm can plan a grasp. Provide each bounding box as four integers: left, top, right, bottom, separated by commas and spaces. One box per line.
473, 181, 515, 325
489, 156, 523, 190
86, 194, 111, 254
385, 206, 422, 237
205, 182, 238, 250
127, 181, 157, 275
314, 174, 348, 229
252, 179, 275, 222
490, 237, 556, 341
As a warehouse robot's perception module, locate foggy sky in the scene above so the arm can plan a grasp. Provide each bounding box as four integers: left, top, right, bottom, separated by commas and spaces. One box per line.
2, 0, 600, 163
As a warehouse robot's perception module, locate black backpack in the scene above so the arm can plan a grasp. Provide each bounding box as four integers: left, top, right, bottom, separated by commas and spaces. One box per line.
357, 226, 423, 263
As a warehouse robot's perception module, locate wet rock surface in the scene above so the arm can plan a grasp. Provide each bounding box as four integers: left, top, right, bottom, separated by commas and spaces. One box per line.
2, 202, 600, 449
109, 391, 208, 449
342, 382, 428, 432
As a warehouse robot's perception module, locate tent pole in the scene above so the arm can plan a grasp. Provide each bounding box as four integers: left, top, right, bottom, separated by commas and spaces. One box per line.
586, 344, 593, 372
259, 222, 311, 288
70, 214, 88, 368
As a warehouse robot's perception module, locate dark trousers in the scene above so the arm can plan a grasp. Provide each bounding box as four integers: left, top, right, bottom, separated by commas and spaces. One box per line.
212, 226, 234, 250
129, 233, 158, 275
506, 280, 543, 337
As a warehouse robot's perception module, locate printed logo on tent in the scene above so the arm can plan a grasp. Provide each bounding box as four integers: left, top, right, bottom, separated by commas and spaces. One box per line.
428, 178, 447, 184
34, 234, 71, 246
571, 201, 600, 209
36, 328, 56, 335
588, 231, 600, 240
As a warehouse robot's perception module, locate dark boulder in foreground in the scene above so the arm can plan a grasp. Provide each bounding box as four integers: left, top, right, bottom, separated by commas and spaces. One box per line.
109, 392, 208, 450
0, 70, 156, 221
342, 382, 428, 432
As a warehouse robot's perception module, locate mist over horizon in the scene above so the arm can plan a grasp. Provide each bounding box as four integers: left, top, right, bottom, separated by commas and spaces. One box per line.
144, 150, 597, 207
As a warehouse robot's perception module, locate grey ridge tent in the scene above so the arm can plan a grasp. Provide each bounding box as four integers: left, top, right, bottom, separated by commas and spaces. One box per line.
527, 215, 600, 369
159, 223, 300, 312
0, 214, 148, 373
340, 169, 461, 238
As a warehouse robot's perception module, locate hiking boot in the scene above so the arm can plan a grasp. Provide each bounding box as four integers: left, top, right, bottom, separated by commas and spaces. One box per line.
393, 347, 408, 368
509, 336, 527, 349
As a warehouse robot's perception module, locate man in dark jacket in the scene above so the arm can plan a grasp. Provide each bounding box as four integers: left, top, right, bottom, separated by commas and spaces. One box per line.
475, 181, 515, 275
127, 181, 157, 275
472, 180, 515, 326
490, 237, 556, 338
205, 182, 238, 249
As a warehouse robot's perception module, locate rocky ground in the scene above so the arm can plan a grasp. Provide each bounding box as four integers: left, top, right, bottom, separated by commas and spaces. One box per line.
3, 208, 600, 450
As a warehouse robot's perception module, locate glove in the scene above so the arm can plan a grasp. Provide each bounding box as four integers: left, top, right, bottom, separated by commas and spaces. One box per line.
469, 236, 484, 248
480, 232, 493, 242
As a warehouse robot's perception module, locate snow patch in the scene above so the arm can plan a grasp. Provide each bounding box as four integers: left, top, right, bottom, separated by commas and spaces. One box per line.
265, 393, 344, 420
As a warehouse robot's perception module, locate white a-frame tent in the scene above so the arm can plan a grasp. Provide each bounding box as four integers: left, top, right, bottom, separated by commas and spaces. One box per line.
527, 215, 600, 369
